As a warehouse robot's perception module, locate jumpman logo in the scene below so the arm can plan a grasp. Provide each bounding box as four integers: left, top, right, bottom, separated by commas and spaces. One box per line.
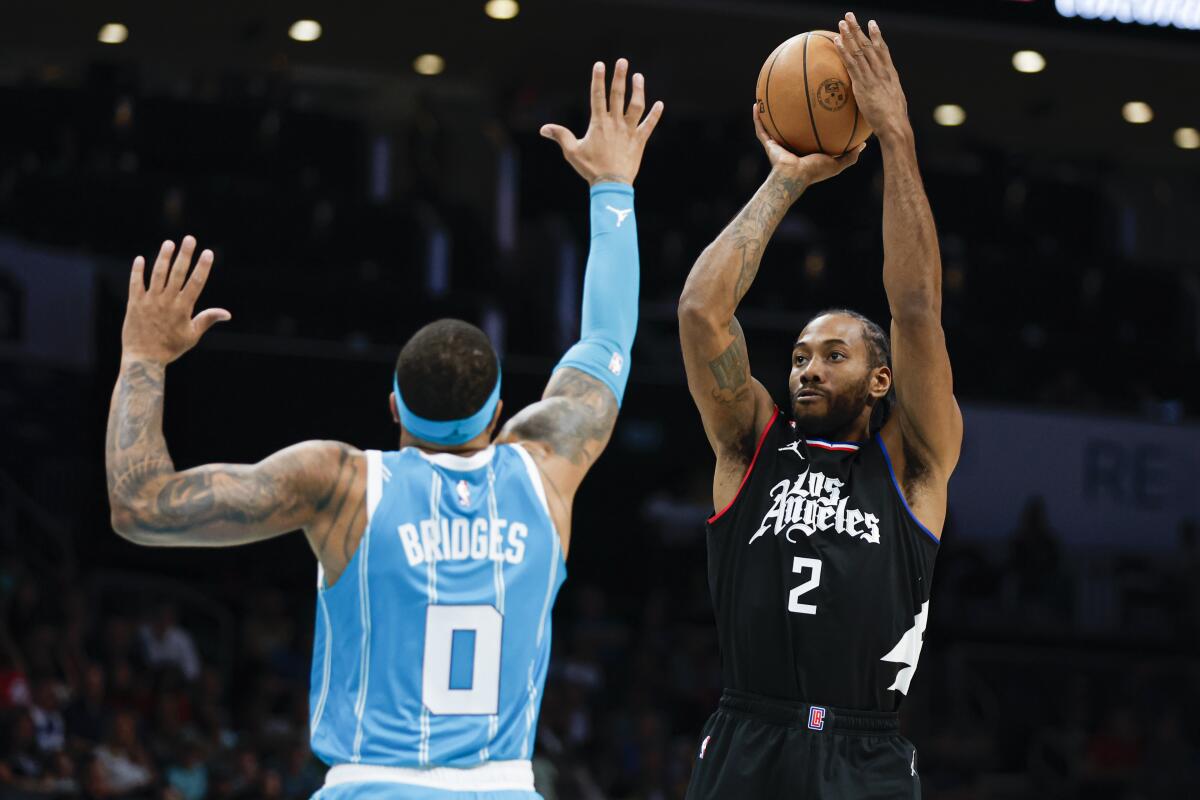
910, 749, 917, 777
606, 205, 633, 227
778, 439, 806, 460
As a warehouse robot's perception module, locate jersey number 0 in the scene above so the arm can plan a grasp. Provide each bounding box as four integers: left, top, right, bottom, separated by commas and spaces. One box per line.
422, 605, 504, 715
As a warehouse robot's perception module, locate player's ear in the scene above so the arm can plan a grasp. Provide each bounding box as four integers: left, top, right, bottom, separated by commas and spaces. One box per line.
870, 365, 892, 399
389, 392, 400, 424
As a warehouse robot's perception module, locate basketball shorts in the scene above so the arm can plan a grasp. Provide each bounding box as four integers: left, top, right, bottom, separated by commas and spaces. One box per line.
684, 690, 921, 800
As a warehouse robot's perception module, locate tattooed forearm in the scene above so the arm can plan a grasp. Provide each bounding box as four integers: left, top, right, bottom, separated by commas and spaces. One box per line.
505, 368, 617, 466
726, 170, 806, 306
106, 358, 173, 516
680, 168, 807, 333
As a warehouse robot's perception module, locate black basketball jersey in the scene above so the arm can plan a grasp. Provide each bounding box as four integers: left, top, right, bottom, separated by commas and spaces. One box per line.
706, 407, 940, 712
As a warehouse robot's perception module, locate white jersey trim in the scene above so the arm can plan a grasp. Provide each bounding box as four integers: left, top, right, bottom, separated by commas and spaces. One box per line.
413, 445, 496, 470
309, 592, 333, 739
511, 444, 553, 523
365, 450, 384, 521
323, 760, 535, 792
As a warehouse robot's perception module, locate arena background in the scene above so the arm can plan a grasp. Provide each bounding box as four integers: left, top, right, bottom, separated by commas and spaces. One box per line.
1, 1, 1199, 798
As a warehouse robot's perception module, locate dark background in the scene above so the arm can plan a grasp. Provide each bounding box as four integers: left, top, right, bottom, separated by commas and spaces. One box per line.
1, 1, 1199, 798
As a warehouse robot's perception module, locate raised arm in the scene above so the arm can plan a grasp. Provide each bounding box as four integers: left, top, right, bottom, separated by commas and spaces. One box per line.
678, 106, 862, 509
105, 238, 364, 580
498, 59, 662, 550
835, 14, 962, 518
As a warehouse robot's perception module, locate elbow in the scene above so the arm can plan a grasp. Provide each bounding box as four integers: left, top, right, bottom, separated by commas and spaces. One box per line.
109, 500, 154, 545
676, 295, 723, 338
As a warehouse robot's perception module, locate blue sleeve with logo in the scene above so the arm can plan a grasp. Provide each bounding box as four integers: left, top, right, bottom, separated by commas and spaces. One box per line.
553, 181, 639, 406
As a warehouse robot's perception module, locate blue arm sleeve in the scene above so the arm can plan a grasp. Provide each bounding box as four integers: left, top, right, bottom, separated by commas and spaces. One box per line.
553, 182, 639, 406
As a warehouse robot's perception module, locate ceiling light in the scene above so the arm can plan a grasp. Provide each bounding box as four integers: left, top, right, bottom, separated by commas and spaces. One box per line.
485, 0, 520, 20
414, 54, 445, 76
1175, 127, 1200, 150
933, 104, 966, 127
1122, 101, 1153, 124
288, 20, 322, 42
1011, 50, 1045, 73
98, 23, 128, 45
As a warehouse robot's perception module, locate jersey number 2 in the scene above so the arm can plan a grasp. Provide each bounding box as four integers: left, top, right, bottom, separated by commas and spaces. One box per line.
422, 605, 504, 715
788, 556, 822, 615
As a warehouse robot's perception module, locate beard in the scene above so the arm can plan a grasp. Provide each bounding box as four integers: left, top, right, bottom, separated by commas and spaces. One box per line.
791, 373, 874, 439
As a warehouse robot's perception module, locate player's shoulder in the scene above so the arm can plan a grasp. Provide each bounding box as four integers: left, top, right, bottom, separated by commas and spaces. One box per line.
273, 440, 366, 497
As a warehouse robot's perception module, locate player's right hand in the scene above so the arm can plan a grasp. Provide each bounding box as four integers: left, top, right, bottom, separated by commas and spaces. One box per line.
753, 103, 864, 186
541, 59, 664, 186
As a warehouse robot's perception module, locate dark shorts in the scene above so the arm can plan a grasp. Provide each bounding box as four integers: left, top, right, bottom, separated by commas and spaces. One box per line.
684, 690, 921, 800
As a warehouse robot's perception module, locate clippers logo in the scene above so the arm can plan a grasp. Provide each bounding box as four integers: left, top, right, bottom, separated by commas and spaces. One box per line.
699, 735, 711, 759
808, 706, 826, 731
455, 480, 471, 508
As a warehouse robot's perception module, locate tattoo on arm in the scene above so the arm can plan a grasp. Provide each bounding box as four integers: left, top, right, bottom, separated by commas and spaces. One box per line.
708, 319, 751, 405
508, 368, 618, 466
725, 172, 807, 306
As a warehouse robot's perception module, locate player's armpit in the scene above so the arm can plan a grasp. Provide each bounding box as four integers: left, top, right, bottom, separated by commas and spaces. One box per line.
109, 440, 363, 549
884, 315, 963, 480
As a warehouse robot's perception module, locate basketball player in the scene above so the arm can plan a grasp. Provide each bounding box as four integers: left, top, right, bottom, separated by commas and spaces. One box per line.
105, 59, 662, 799
678, 14, 961, 799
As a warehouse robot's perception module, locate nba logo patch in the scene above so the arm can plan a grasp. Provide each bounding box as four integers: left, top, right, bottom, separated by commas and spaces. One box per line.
455, 480, 471, 507
698, 735, 711, 759
608, 352, 624, 376
808, 706, 826, 731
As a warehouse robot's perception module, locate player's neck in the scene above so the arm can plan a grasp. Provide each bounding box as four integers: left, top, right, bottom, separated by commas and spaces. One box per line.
796, 417, 871, 444
399, 429, 494, 455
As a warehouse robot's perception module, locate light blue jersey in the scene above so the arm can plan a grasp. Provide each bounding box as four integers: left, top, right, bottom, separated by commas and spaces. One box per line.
308, 444, 565, 788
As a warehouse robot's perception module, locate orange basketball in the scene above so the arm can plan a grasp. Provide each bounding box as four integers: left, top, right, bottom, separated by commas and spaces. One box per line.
755, 31, 872, 157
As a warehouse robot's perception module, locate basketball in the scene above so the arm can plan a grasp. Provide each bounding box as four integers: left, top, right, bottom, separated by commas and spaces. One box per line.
756, 31, 873, 156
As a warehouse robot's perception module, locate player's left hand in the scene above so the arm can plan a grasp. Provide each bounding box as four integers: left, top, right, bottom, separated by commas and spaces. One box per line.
121, 236, 231, 365
540, 58, 664, 186
834, 13, 910, 141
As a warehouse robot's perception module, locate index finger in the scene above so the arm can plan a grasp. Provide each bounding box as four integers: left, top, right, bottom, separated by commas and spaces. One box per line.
752, 102, 773, 145
589, 62, 607, 119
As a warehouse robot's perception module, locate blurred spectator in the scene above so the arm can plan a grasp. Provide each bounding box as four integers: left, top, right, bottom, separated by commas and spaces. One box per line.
0, 640, 31, 710
28, 677, 65, 753
139, 605, 200, 683
93, 710, 156, 796
65, 663, 108, 747
164, 741, 207, 800
1006, 495, 1070, 627
2, 709, 45, 789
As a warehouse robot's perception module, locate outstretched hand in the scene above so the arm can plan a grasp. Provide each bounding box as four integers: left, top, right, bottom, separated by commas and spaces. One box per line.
121, 236, 230, 365
541, 58, 664, 186
753, 103, 864, 185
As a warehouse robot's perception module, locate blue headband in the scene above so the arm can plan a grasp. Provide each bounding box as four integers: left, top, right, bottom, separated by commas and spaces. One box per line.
394, 369, 502, 446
